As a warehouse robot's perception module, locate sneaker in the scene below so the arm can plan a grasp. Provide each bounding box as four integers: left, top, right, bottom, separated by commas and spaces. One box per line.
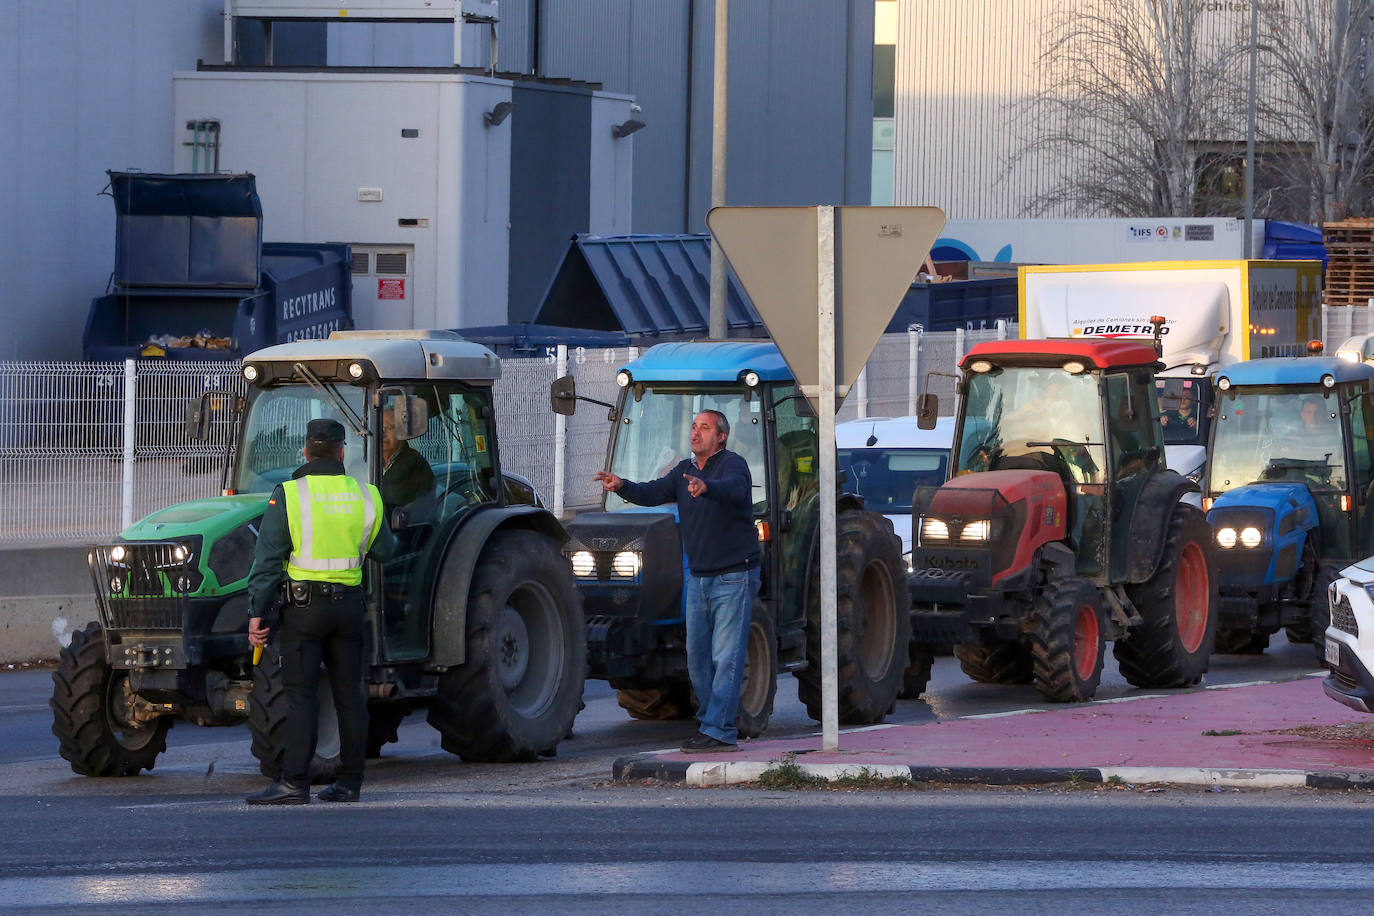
680, 733, 738, 753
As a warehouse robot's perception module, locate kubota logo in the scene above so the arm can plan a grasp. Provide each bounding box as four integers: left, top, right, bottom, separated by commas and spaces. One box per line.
925, 555, 980, 571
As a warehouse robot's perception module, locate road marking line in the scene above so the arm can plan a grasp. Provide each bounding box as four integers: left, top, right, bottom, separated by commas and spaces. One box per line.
1089, 695, 1168, 704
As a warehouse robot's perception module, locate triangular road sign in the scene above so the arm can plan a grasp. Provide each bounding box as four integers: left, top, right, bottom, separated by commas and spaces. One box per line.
707, 206, 946, 413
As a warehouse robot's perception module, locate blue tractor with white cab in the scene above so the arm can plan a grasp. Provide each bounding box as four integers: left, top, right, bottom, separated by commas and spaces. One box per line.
1203, 355, 1374, 658
551, 342, 919, 737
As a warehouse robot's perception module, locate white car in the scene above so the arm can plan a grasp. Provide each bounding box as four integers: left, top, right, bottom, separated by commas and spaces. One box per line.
836, 416, 956, 568
1324, 559, 1374, 713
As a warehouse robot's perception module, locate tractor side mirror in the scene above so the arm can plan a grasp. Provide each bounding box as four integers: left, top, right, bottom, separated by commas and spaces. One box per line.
379, 388, 430, 440
185, 399, 210, 441
551, 375, 577, 416
916, 393, 939, 430
185, 391, 242, 441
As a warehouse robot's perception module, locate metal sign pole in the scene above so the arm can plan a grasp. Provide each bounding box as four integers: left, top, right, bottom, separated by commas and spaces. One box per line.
817, 205, 839, 751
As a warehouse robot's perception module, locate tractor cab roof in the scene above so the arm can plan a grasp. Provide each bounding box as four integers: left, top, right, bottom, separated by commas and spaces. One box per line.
245, 330, 500, 383
1215, 356, 1374, 388
962, 339, 1161, 370
621, 341, 793, 384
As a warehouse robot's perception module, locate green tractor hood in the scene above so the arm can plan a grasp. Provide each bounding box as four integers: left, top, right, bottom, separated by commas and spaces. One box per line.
116, 494, 270, 595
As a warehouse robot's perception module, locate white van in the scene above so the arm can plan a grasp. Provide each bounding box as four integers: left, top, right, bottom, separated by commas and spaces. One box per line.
836, 416, 956, 567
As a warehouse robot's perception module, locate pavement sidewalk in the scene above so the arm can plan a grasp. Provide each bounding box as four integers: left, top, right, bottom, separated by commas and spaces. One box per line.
613, 675, 1374, 789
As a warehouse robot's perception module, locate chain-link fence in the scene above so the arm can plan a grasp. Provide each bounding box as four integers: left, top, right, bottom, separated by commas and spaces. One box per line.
0, 329, 1012, 544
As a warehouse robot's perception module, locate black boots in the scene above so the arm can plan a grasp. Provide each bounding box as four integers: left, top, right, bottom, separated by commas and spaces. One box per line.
245, 779, 309, 805
317, 782, 361, 803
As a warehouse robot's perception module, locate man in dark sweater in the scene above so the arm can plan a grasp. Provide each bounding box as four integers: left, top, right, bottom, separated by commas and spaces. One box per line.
594, 409, 762, 752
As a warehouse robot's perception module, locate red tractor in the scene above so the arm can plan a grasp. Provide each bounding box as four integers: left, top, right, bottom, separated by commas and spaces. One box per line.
911, 339, 1217, 701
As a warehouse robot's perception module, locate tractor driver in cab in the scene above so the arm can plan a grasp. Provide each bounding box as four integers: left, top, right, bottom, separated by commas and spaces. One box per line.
983, 369, 1103, 485
379, 395, 435, 515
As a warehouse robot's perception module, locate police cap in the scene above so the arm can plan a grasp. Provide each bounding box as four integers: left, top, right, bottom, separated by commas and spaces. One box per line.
305, 418, 347, 443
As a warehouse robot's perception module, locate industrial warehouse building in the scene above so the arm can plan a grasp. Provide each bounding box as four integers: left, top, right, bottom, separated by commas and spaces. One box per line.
1, 1, 876, 359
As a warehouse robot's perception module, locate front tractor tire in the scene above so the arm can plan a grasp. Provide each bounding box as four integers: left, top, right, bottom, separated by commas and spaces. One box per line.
953, 640, 1034, 685
1028, 578, 1105, 702
1116, 506, 1218, 688
735, 603, 779, 739
1307, 563, 1342, 664
51, 621, 171, 777
247, 645, 340, 784
427, 529, 586, 762
795, 510, 910, 724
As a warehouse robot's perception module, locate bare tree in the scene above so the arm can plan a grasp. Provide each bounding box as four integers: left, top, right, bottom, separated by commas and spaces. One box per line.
1256, 0, 1374, 222
1010, 0, 1243, 218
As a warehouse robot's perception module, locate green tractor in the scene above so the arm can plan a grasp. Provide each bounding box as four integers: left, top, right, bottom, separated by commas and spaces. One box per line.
51, 331, 586, 777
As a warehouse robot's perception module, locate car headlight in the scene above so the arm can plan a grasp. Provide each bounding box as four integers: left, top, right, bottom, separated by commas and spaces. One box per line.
960, 519, 991, 542
920, 518, 949, 542
570, 550, 596, 577
1240, 527, 1263, 548
611, 551, 642, 578
1215, 527, 1237, 549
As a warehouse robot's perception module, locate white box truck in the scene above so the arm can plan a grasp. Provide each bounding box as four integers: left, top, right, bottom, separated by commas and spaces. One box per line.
1019, 260, 1323, 484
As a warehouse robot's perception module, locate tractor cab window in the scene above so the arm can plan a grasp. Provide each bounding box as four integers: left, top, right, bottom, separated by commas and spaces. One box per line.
1209, 386, 1347, 495
954, 366, 1106, 486
605, 385, 764, 512
236, 385, 368, 493
1156, 377, 1204, 446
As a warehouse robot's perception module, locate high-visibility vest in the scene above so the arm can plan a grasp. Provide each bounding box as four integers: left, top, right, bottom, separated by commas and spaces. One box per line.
282, 475, 383, 586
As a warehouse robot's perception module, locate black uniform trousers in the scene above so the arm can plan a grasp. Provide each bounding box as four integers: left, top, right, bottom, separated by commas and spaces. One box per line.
278, 584, 368, 791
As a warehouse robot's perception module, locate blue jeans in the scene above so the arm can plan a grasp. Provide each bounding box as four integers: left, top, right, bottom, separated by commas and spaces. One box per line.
684, 565, 762, 744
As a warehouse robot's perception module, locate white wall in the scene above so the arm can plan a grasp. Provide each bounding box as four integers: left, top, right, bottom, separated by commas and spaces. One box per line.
174, 71, 514, 329
0, 1, 224, 359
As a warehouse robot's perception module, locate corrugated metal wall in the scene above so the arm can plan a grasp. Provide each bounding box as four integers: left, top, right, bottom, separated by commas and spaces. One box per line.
894, 0, 1060, 218
894, 0, 1296, 219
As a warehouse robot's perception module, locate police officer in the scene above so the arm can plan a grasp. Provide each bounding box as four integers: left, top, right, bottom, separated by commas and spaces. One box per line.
244, 418, 395, 805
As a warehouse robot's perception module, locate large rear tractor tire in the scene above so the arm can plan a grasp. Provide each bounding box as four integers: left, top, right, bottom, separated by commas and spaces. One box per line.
1213, 627, 1270, 655
1116, 506, 1218, 688
50, 621, 170, 776
247, 645, 339, 784
1028, 578, 1105, 702
1307, 563, 1341, 664
953, 640, 1034, 684
613, 680, 694, 721
795, 510, 909, 724
736, 603, 779, 739
427, 530, 586, 762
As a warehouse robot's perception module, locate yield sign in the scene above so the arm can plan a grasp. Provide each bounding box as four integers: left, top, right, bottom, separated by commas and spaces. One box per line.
706, 205, 945, 414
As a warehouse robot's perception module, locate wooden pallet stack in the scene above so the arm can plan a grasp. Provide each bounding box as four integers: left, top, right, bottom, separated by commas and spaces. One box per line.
1323, 219, 1374, 306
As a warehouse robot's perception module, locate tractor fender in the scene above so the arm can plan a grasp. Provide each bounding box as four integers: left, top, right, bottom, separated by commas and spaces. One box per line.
428, 505, 570, 669
1126, 469, 1201, 584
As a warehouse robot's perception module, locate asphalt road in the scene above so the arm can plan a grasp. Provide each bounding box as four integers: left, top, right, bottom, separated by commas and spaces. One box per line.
1, 637, 1359, 912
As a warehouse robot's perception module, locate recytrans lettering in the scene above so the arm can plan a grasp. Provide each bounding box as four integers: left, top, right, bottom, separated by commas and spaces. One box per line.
280, 287, 337, 320
314, 490, 360, 516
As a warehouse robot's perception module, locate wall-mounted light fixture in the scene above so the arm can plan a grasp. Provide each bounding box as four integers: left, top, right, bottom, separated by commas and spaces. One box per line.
612, 118, 646, 139
484, 101, 515, 128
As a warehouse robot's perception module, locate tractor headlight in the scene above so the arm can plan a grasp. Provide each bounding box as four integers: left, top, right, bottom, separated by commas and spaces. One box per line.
611, 551, 642, 578
1215, 527, 1237, 549
172, 544, 188, 562
110, 545, 126, 562
920, 517, 950, 542
959, 519, 991, 542
1240, 526, 1263, 548
570, 550, 596, 578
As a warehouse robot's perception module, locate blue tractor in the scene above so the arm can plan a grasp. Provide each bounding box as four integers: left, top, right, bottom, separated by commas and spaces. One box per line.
1203, 356, 1374, 658
551, 342, 919, 736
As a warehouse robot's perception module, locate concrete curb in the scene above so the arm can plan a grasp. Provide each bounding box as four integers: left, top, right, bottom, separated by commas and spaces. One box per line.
612, 754, 1374, 790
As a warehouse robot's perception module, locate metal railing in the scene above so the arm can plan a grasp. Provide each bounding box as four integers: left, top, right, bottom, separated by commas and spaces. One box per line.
0, 328, 1010, 544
